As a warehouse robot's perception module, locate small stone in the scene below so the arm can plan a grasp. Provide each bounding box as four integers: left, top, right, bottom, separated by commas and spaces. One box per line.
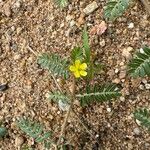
133, 127, 140, 135
122, 47, 133, 59
0, 84, 8, 91
112, 78, 120, 84
139, 84, 144, 90
120, 96, 125, 102
15, 136, 24, 148
128, 22, 134, 29
58, 100, 69, 111
14, 54, 21, 60
145, 84, 150, 90
16, 27, 22, 35
107, 107, 111, 112
70, 20, 76, 27
83, 2, 98, 15
142, 79, 147, 84
119, 70, 126, 79
135, 119, 141, 126
115, 68, 119, 74
139, 48, 144, 53
100, 39, 105, 47
77, 14, 85, 27
14, 1, 21, 8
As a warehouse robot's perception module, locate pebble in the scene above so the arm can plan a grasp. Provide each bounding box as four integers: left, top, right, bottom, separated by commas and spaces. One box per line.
139, 84, 144, 90
14, 54, 21, 60
100, 39, 105, 47
119, 70, 126, 79
115, 68, 119, 74
13, 0, 21, 8
145, 84, 150, 90
70, 20, 76, 27
77, 14, 85, 27
135, 119, 141, 126
107, 107, 111, 112
139, 48, 144, 53
58, 100, 69, 111
15, 136, 24, 148
122, 47, 133, 59
128, 22, 134, 29
112, 78, 120, 84
142, 79, 147, 84
120, 96, 125, 102
0, 84, 8, 91
133, 127, 141, 135
83, 1, 98, 15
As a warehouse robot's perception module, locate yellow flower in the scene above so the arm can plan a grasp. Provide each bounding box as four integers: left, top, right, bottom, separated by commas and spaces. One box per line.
69, 60, 87, 78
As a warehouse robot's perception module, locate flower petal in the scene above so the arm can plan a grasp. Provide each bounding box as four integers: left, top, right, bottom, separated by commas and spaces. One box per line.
75, 60, 81, 68
80, 71, 87, 76
79, 63, 87, 70
74, 70, 80, 78
69, 65, 76, 72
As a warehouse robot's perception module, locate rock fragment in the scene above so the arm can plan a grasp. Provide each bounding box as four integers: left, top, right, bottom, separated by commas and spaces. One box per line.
83, 2, 98, 15
0, 84, 8, 91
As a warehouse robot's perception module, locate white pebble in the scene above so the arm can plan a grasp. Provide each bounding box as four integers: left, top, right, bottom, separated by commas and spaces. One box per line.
139, 48, 144, 53
128, 22, 134, 29
145, 84, 150, 90
115, 68, 119, 74
107, 107, 111, 112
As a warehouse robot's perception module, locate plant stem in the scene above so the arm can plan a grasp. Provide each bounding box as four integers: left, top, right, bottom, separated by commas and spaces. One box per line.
57, 77, 76, 145
72, 109, 94, 138
51, 75, 95, 140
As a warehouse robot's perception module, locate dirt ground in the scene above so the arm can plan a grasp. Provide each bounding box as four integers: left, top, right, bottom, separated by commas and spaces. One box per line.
0, 0, 150, 150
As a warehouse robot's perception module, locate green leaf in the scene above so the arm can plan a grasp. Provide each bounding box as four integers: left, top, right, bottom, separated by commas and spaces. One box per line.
128, 47, 150, 77
134, 108, 150, 130
83, 26, 90, 63
47, 91, 69, 103
76, 84, 121, 106
87, 63, 104, 80
104, 0, 130, 21
35, 131, 52, 143
0, 127, 7, 138
17, 119, 52, 143
38, 53, 69, 79
17, 119, 43, 139
71, 47, 83, 62
55, 0, 68, 7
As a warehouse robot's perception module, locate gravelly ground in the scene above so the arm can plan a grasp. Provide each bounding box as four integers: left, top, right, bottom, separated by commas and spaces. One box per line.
0, 0, 150, 149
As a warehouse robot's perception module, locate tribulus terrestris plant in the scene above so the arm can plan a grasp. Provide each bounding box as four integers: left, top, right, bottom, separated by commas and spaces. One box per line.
128, 46, 150, 131
55, 0, 68, 8
134, 108, 150, 131
17, 27, 121, 149
104, 0, 130, 21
